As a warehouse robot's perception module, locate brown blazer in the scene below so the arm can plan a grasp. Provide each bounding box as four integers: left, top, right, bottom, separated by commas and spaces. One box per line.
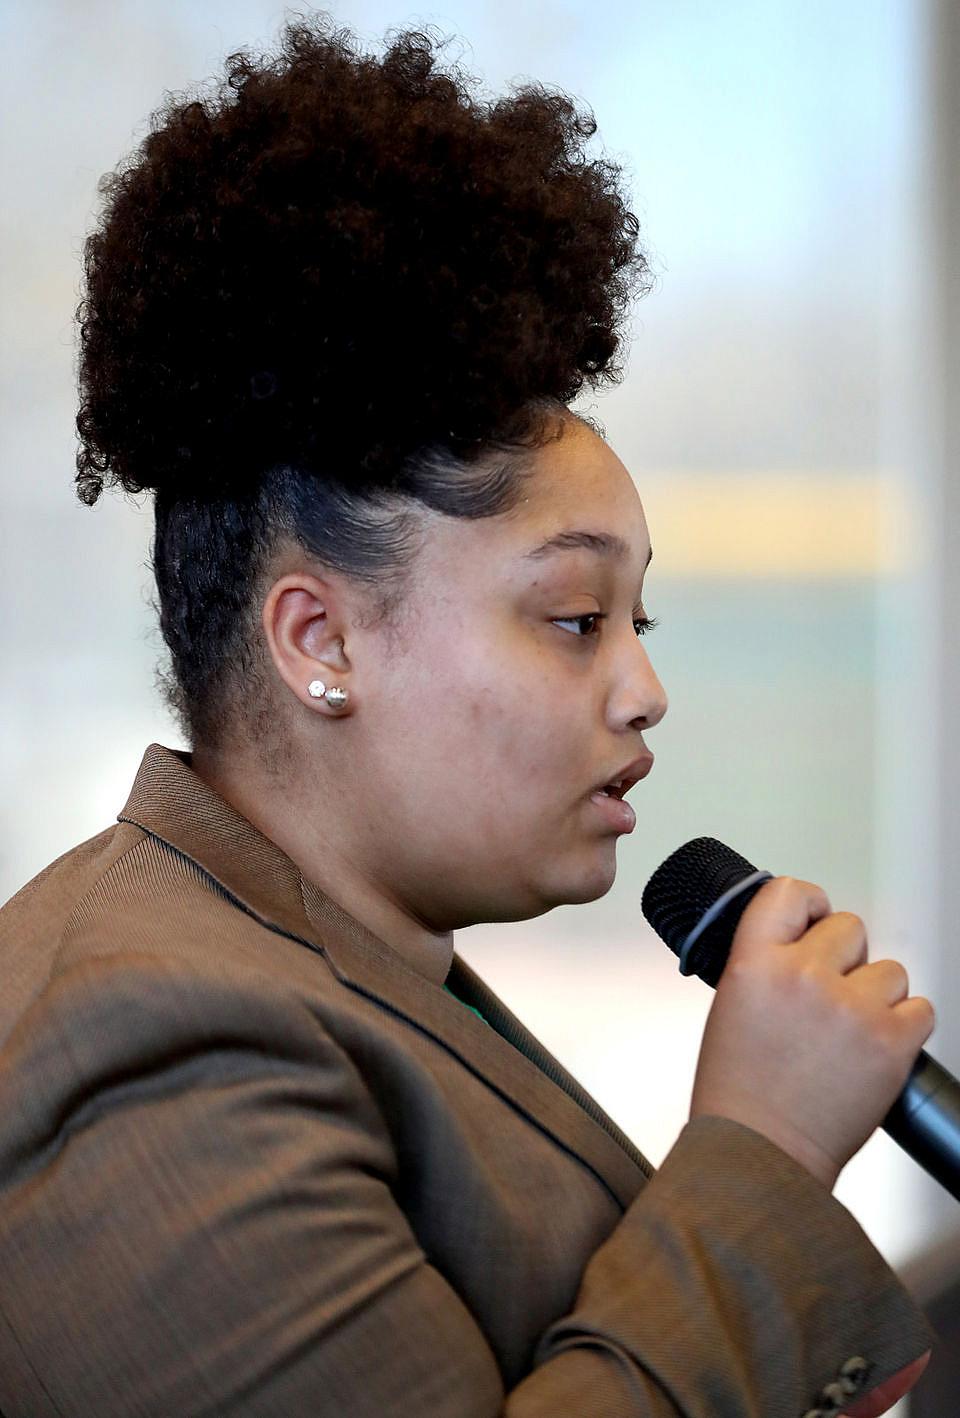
0, 743, 933, 1417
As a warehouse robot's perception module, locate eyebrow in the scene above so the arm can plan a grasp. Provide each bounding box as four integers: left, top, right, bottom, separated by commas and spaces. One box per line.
523, 529, 653, 569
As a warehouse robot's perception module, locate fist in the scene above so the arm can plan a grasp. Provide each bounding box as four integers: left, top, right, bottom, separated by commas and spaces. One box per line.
690, 876, 935, 1189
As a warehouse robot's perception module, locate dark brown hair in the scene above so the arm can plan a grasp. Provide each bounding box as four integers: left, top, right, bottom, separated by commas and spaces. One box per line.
74, 13, 650, 761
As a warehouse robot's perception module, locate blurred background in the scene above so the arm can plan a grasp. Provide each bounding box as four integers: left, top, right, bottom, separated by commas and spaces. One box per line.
2, 2, 959, 1411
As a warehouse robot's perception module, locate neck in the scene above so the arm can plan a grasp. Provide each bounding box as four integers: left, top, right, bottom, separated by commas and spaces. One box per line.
190, 745, 455, 987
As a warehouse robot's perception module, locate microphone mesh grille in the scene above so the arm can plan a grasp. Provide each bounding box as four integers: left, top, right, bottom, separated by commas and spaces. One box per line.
641, 836, 760, 955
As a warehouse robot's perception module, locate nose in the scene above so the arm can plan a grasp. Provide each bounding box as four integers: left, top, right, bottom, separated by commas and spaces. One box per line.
630, 643, 668, 730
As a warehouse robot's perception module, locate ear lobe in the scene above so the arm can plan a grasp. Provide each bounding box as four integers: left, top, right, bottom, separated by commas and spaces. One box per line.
306, 680, 350, 710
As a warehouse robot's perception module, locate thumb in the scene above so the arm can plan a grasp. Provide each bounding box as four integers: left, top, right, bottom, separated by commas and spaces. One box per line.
729, 875, 832, 961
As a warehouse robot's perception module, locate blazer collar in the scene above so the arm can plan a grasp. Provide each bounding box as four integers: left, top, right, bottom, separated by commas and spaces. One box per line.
118, 743, 653, 1206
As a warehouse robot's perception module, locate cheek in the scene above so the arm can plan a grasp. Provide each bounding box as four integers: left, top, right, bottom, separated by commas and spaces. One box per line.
460, 681, 583, 818
393, 616, 587, 819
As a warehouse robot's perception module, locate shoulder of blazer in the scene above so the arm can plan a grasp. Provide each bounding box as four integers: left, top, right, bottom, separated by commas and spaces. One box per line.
111, 743, 655, 1205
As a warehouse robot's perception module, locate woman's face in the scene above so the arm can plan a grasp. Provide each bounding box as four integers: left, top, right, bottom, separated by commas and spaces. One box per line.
354, 417, 668, 930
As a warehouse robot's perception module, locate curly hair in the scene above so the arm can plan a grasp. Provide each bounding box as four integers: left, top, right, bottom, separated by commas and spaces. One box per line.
74, 12, 651, 762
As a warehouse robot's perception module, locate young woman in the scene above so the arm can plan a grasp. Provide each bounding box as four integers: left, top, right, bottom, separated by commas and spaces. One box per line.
0, 15, 934, 1416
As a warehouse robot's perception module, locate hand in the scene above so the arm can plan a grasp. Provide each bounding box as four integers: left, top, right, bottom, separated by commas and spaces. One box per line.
689, 876, 936, 1189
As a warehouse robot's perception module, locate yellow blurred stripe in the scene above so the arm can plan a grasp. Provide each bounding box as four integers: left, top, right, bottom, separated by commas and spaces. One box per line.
637, 472, 914, 578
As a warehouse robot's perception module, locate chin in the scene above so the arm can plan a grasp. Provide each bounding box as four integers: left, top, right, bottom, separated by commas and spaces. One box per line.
568, 870, 618, 906
485, 854, 617, 924
545, 848, 618, 908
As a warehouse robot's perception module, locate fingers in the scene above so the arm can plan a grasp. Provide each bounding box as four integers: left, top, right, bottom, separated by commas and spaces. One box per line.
788, 926, 932, 1029
731, 876, 833, 956
891, 993, 937, 1044
852, 958, 910, 1005
800, 910, 868, 974
727, 875, 935, 1047
812, 947, 933, 1026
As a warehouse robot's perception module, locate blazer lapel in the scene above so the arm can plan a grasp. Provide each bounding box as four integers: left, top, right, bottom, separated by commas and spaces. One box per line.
118, 743, 653, 1210
446, 952, 654, 1185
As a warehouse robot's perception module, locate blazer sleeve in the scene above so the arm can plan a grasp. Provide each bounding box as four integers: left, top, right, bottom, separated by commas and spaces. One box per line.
0, 952, 933, 1418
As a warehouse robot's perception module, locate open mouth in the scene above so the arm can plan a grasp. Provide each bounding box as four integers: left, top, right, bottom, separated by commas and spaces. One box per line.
592, 753, 655, 801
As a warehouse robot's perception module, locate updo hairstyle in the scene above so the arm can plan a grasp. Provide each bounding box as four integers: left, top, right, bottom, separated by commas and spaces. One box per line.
74, 13, 651, 766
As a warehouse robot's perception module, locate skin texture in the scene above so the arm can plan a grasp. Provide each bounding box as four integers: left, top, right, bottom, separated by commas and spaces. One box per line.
193, 415, 667, 985
691, 882, 935, 1416
691, 877, 936, 1192
192, 415, 932, 1412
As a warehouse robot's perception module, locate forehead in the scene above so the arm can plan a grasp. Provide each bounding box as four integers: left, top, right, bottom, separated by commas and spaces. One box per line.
522, 526, 654, 573
493, 418, 649, 566
406, 418, 651, 598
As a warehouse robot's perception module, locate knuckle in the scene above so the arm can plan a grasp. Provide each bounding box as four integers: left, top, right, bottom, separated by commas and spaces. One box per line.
772, 874, 806, 900
758, 876, 793, 907
890, 960, 909, 990
886, 1004, 926, 1053
866, 1022, 904, 1071
794, 954, 825, 990
724, 954, 766, 990
725, 952, 752, 979
788, 959, 835, 1014
791, 876, 831, 910
911, 995, 937, 1032
836, 993, 875, 1042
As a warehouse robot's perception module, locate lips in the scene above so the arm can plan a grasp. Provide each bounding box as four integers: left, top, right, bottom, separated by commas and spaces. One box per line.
594, 752, 655, 799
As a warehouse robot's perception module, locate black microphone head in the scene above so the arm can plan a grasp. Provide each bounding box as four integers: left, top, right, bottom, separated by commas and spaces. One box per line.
641, 836, 768, 987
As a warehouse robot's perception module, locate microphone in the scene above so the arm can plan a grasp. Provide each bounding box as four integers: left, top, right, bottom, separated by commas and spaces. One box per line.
641, 836, 960, 1202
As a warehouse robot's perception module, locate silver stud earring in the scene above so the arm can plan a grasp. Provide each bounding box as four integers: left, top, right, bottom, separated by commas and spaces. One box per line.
307, 680, 350, 709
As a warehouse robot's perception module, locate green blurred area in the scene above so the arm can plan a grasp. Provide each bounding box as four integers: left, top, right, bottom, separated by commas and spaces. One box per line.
604, 577, 880, 931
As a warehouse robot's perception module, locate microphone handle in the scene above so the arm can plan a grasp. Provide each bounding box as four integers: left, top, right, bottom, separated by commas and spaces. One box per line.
644, 840, 960, 1201
882, 1049, 960, 1201
674, 885, 960, 1200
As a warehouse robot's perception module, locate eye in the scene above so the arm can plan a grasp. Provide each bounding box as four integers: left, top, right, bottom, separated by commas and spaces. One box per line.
553, 613, 660, 639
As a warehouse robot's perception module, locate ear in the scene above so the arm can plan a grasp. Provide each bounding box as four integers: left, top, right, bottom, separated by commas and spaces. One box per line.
261, 572, 354, 713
